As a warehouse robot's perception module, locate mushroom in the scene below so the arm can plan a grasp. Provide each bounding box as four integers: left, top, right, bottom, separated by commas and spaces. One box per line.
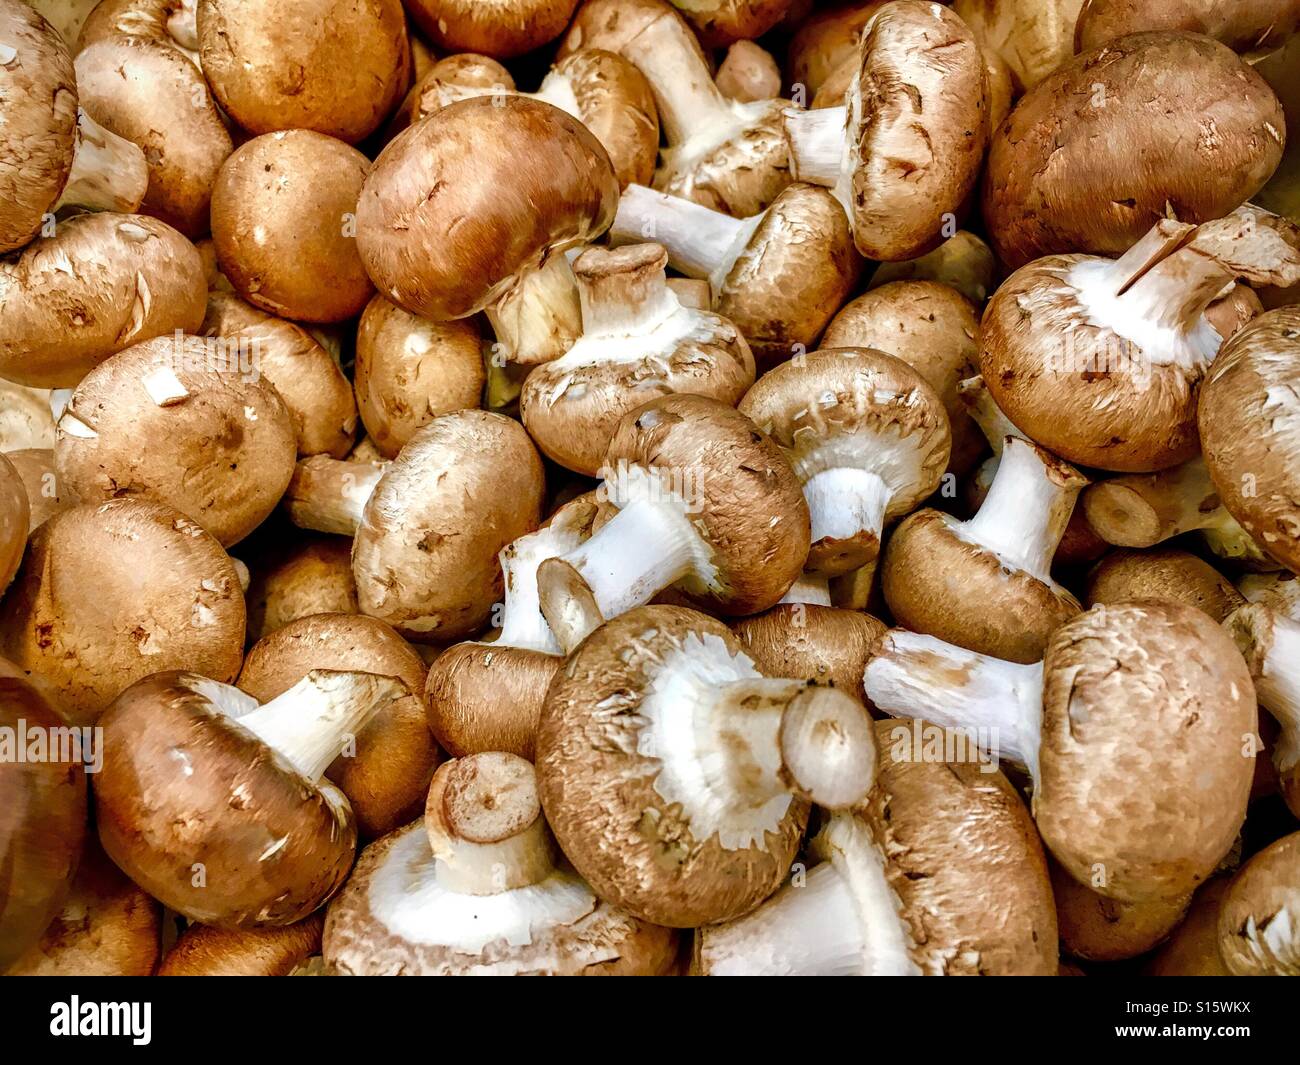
1199, 306, 1300, 574
535, 395, 810, 651
1075, 0, 1300, 57
864, 600, 1257, 901
74, 0, 233, 237
210, 130, 373, 324
982, 33, 1285, 268
0, 659, 87, 972
537, 604, 878, 927
0, 0, 148, 254
739, 347, 951, 576
560, 0, 791, 217
1216, 830, 1300, 975
54, 334, 297, 547
95, 669, 408, 928
822, 280, 984, 474
425, 496, 597, 761
951, 0, 1083, 90
403, 0, 578, 58
356, 96, 618, 367
196, 0, 409, 143
6, 449, 68, 532
1205, 282, 1265, 341
881, 436, 1087, 664
1051, 860, 1190, 963
865, 230, 999, 306
324, 751, 680, 974
0, 452, 29, 594
200, 292, 357, 458
388, 52, 516, 137
157, 913, 324, 975
786, 1, 883, 98
696, 720, 1057, 975
980, 211, 1300, 472
1239, 571, 1300, 619
0, 212, 206, 388
0, 383, 56, 452
668, 0, 792, 48
732, 603, 885, 704
26, 0, 101, 43
1226, 604, 1300, 819
782, 1, 989, 261
237, 613, 441, 839
1086, 548, 1245, 622
609, 183, 863, 368
245, 535, 359, 642
1145, 880, 1233, 976
716, 40, 782, 103
520, 244, 756, 476
0, 499, 246, 725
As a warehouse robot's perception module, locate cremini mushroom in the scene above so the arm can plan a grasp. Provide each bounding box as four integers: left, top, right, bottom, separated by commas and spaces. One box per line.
6, 449, 67, 533
1145, 880, 1233, 976
1205, 282, 1266, 341
404, 0, 578, 58
732, 603, 885, 704
0, 383, 56, 452
696, 720, 1057, 974
0, 212, 206, 388
520, 244, 755, 476
783, 1, 989, 261
96, 669, 409, 928
865, 230, 999, 306
881, 437, 1087, 664
609, 183, 863, 368
0, 452, 29, 594
1086, 548, 1245, 622
739, 347, 951, 576
1216, 830, 1300, 975
388, 52, 516, 137
669, 0, 791, 47
237, 613, 440, 839
537, 604, 878, 927
864, 600, 1257, 901
0, 499, 246, 725
716, 40, 782, 103
245, 535, 359, 642
952, 0, 1083, 90
786, 1, 882, 98
27, 0, 101, 43
324, 752, 680, 974
157, 913, 324, 975
1052, 860, 1190, 963
1075, 0, 1300, 57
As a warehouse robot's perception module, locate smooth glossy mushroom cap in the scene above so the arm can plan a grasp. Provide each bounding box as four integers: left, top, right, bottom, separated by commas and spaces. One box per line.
732, 604, 885, 704
1051, 860, 1190, 962
0, 453, 29, 593
952, 0, 1083, 90
6, 449, 66, 533
196, 0, 409, 142
1075, 0, 1300, 55
210, 131, 373, 324
357, 97, 619, 323
1205, 282, 1265, 342
55, 334, 296, 547
982, 33, 1285, 268
0, 212, 206, 388
0, 661, 87, 971
1144, 878, 1232, 975
1038, 600, 1256, 902
237, 613, 439, 839
0, 500, 246, 725
245, 535, 358, 642
1086, 548, 1245, 622
405, 0, 578, 57
158, 913, 324, 975
1216, 831, 1300, 975
1199, 306, 1300, 574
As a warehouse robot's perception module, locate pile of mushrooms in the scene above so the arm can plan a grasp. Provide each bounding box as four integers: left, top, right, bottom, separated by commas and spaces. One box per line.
4, 0, 1300, 982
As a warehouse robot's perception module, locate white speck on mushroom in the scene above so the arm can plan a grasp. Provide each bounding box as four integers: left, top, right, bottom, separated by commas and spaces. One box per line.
259, 836, 290, 861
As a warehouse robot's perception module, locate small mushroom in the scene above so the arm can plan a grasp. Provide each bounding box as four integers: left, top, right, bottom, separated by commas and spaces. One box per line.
1145, 879, 1233, 976
244, 535, 358, 642
404, 0, 578, 58
1216, 830, 1300, 975
1086, 548, 1245, 622
0, 383, 56, 452
1052, 860, 1190, 963
157, 913, 324, 976
716, 40, 782, 103
732, 603, 885, 704
1075, 0, 1300, 57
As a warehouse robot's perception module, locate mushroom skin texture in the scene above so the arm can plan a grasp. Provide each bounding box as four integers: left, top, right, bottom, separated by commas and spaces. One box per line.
0, 383, 56, 453
786, 2, 884, 98
0, 453, 30, 593
357, 97, 618, 327
1145, 879, 1233, 976
200, 293, 357, 458
354, 295, 485, 459
54, 334, 297, 547
237, 613, 441, 839
157, 913, 324, 975
739, 348, 951, 576
196, 0, 409, 143
1074, 0, 1300, 57
864, 601, 1257, 902
1199, 306, 1300, 574
866, 230, 999, 307
952, 0, 1083, 90
0, 500, 246, 725
7, 449, 68, 533
783, 1, 990, 262
881, 437, 1087, 664
1051, 861, 1190, 963
1217, 830, 1300, 975
0, 661, 87, 972
716, 39, 782, 103
731, 604, 885, 705
982, 33, 1286, 268
1087, 548, 1245, 622
537, 605, 878, 928
698, 720, 1058, 975
324, 753, 680, 974
403, 0, 578, 58
245, 535, 359, 642
668, 0, 791, 48
0, 212, 206, 388
96, 669, 408, 928
210, 130, 373, 324
520, 244, 755, 477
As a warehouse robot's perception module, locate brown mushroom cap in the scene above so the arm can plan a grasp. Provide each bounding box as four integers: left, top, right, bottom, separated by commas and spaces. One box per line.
1199, 306, 1300, 573
866, 230, 999, 306
354, 294, 484, 459
716, 39, 782, 103
952, 0, 1083, 91
732, 604, 885, 704
983, 33, 1285, 268
245, 535, 358, 642
6, 449, 67, 533
210, 130, 373, 324
55, 334, 297, 547
1051, 860, 1190, 962
1145, 878, 1233, 975
0, 212, 206, 388
672, 0, 791, 48
404, 0, 577, 58
237, 613, 440, 839
1205, 281, 1265, 342
196, 0, 410, 143
0, 453, 29, 593
0, 500, 246, 725
0, 660, 87, 971
357, 96, 618, 323
1216, 830, 1300, 975
1075, 0, 1300, 56
157, 912, 324, 975
786, 1, 884, 97
1037, 600, 1256, 902
1086, 548, 1245, 621
0, 383, 56, 453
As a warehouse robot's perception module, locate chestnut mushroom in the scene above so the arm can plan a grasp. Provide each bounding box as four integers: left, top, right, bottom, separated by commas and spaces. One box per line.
5, 449, 68, 533
404, 0, 578, 58
1075, 0, 1300, 57
1086, 548, 1245, 622
0, 383, 56, 453
1052, 860, 1190, 964
1145, 880, 1233, 976
865, 230, 999, 307
668, 0, 792, 48
1216, 830, 1300, 975
1240, 571, 1300, 619
244, 535, 358, 642
786, 1, 883, 98
157, 913, 324, 975
952, 0, 1083, 90
716, 40, 782, 103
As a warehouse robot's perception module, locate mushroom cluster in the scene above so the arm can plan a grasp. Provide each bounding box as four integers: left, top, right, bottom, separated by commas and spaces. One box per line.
3, 0, 1300, 982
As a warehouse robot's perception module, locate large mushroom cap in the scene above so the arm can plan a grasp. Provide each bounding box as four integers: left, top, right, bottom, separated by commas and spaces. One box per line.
404, 0, 579, 58
672, 0, 791, 48
1217, 830, 1300, 975
1085, 547, 1245, 622
0, 499, 246, 725
1075, 0, 1300, 56
356, 96, 619, 322
245, 535, 358, 642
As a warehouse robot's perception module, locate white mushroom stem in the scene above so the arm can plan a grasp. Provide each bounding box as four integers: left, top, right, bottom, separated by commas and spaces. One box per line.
56, 109, 149, 215
958, 374, 1023, 455
783, 105, 849, 187
1231, 607, 1300, 776
779, 574, 832, 606
803, 467, 891, 553
958, 437, 1086, 583
485, 252, 582, 366
283, 456, 386, 535
863, 630, 1043, 784
496, 520, 589, 654
576, 251, 678, 336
